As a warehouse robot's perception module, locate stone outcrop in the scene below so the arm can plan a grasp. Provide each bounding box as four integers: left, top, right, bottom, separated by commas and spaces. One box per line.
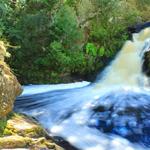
0, 41, 22, 117
0, 113, 64, 150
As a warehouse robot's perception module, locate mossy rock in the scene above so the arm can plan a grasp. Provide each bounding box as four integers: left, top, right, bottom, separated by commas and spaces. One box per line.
0, 41, 22, 118
4, 113, 46, 138
0, 113, 64, 150
0, 135, 31, 149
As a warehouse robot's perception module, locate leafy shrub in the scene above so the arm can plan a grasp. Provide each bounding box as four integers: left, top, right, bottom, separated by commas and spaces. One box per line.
7, 2, 89, 84
84, 0, 139, 73
0, 0, 149, 84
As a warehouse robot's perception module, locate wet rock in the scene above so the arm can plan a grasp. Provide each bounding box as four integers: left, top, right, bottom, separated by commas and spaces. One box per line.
0, 113, 64, 150
0, 41, 22, 117
142, 51, 150, 78
128, 22, 150, 33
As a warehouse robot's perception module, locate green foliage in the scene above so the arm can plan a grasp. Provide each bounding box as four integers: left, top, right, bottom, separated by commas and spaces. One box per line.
52, 5, 83, 51
0, 118, 7, 136
86, 43, 106, 57
84, 0, 139, 70
0, 0, 149, 83
86, 43, 97, 56
6, 1, 88, 83
86, 43, 105, 57
98, 47, 105, 57
65, 0, 81, 6
137, 0, 150, 5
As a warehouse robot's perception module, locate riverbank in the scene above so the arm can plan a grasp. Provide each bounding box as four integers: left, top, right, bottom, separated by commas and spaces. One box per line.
0, 113, 64, 150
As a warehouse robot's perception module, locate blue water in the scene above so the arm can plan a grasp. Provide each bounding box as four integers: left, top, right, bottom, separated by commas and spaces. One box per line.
88, 90, 150, 148
14, 85, 150, 150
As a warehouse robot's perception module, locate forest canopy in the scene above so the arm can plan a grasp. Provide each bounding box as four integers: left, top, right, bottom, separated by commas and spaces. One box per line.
0, 0, 149, 84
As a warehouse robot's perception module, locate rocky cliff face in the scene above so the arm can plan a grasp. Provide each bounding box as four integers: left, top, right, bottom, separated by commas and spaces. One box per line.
0, 41, 22, 118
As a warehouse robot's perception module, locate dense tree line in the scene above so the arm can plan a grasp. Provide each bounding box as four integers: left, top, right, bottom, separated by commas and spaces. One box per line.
0, 0, 149, 84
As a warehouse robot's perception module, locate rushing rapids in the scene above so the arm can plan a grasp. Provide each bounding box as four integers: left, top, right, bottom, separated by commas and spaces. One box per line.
15, 27, 150, 150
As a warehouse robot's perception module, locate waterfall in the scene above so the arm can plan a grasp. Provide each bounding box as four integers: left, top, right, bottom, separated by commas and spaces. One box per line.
95, 27, 150, 88
15, 27, 150, 150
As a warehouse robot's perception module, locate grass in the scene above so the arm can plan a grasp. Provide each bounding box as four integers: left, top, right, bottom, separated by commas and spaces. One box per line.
0, 117, 7, 136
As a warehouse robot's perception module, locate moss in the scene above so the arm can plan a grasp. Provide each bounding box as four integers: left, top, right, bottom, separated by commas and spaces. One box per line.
0, 135, 31, 149
0, 117, 7, 136
0, 113, 63, 150
3, 128, 14, 136
4, 113, 46, 138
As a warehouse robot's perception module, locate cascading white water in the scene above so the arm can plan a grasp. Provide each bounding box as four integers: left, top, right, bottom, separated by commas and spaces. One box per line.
95, 27, 150, 88
15, 27, 150, 150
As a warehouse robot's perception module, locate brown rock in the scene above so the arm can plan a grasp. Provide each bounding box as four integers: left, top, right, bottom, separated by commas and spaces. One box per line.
0, 41, 22, 117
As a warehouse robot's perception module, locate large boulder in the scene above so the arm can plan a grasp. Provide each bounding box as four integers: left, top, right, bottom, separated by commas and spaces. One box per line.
0, 41, 22, 118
